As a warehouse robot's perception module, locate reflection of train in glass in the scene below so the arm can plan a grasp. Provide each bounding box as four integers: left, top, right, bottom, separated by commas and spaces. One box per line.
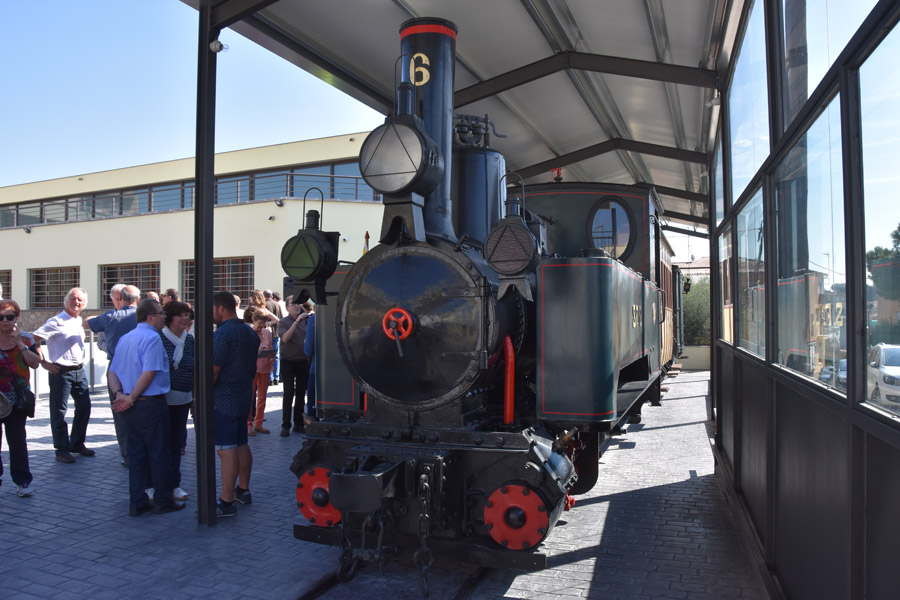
281, 18, 685, 576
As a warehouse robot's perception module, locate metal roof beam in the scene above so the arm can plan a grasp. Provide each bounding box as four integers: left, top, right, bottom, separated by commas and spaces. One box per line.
517, 0, 649, 184
661, 224, 710, 239
239, 13, 394, 114
210, 0, 279, 31
661, 210, 709, 225
455, 51, 718, 107
515, 138, 708, 180
635, 183, 709, 205
643, 0, 694, 194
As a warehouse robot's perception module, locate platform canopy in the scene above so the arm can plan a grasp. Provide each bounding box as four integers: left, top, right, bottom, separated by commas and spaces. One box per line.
184, 0, 747, 233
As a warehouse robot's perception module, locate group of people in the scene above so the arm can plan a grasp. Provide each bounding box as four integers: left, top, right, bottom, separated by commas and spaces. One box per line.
0, 282, 317, 521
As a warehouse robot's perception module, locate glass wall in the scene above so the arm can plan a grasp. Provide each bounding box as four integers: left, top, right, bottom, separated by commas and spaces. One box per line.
719, 224, 734, 344
774, 96, 845, 386
781, 0, 877, 125
728, 0, 769, 200
714, 135, 725, 226
860, 26, 900, 415
736, 190, 766, 357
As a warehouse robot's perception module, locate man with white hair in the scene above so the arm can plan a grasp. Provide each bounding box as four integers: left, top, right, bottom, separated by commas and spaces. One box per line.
86, 284, 141, 463
33, 288, 94, 463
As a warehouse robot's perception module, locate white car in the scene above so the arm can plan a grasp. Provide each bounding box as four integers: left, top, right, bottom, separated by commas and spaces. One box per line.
867, 343, 900, 407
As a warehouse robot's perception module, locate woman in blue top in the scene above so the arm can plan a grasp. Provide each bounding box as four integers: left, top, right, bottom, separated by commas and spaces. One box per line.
159, 301, 195, 502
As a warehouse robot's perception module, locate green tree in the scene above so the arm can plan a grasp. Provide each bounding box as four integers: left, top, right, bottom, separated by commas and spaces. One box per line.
683, 277, 711, 345
866, 222, 900, 301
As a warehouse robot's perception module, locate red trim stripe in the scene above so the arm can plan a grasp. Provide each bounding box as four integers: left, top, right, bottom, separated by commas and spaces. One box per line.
400, 24, 457, 39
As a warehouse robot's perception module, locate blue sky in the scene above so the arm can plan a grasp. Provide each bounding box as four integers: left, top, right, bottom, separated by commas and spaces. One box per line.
0, 1, 384, 187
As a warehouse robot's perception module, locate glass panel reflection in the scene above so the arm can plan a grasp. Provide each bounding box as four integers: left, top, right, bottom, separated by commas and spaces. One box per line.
775, 96, 845, 388
719, 224, 734, 344
782, 0, 876, 125
728, 0, 769, 200
861, 26, 900, 414
714, 135, 725, 225
736, 190, 765, 356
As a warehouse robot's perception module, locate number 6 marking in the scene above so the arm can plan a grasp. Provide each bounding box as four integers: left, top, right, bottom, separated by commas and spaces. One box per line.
410, 53, 430, 86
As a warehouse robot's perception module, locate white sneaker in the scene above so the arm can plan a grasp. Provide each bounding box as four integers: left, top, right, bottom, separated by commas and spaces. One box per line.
173, 487, 189, 501
16, 483, 34, 497
146, 488, 155, 502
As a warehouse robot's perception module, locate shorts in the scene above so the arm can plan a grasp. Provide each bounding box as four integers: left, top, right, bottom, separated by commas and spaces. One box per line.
214, 410, 248, 450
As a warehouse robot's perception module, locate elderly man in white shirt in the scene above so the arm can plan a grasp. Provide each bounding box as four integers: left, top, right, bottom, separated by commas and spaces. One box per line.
33, 288, 94, 463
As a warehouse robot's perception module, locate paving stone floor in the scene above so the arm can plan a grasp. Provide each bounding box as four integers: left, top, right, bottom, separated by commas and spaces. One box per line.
0, 371, 767, 599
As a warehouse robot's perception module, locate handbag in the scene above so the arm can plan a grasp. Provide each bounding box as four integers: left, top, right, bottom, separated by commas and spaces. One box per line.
0, 388, 12, 420
12, 378, 36, 418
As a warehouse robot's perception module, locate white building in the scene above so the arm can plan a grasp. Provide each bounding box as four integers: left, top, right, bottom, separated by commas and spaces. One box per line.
0, 132, 383, 327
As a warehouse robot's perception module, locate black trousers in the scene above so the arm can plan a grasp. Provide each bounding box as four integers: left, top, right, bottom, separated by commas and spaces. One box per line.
281, 358, 310, 429
0, 409, 32, 487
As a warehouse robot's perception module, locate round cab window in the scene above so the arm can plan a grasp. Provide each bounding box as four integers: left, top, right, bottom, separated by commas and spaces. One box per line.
588, 196, 633, 259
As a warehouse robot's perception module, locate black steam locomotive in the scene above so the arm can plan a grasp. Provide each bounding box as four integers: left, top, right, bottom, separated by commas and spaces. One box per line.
283, 17, 684, 578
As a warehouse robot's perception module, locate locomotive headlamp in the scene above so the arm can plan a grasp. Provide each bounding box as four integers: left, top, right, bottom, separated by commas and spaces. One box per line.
281, 208, 339, 304
359, 115, 442, 196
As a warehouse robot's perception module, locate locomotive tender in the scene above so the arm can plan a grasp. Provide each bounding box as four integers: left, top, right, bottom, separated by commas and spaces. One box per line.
284, 17, 684, 576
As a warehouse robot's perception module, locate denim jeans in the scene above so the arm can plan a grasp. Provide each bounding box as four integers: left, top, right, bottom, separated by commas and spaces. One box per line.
271, 336, 281, 382
48, 367, 92, 455
123, 395, 174, 509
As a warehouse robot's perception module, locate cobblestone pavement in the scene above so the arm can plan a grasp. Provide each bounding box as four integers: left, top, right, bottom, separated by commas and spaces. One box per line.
0, 371, 767, 599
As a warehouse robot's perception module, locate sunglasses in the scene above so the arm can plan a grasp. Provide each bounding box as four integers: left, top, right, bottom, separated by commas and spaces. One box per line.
1, 314, 17, 321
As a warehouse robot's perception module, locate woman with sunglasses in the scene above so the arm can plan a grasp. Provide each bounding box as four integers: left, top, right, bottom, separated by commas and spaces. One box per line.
0, 299, 40, 497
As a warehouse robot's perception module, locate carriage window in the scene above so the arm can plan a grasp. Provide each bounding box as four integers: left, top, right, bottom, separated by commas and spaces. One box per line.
774, 96, 845, 388
736, 190, 766, 357
860, 26, 900, 415
719, 224, 734, 344
588, 197, 632, 259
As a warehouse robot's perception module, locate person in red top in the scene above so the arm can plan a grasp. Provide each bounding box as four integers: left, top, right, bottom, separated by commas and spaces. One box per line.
0, 299, 41, 497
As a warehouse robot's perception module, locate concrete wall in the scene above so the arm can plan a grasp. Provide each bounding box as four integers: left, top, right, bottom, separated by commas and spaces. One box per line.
678, 344, 710, 370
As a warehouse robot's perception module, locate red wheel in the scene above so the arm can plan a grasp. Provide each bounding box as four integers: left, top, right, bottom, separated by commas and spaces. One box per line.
381, 307, 414, 340
296, 467, 341, 527
483, 484, 550, 550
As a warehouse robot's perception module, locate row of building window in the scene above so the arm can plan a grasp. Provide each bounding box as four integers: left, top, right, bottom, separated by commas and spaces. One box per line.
2, 258, 256, 310
714, 0, 899, 421
0, 162, 378, 229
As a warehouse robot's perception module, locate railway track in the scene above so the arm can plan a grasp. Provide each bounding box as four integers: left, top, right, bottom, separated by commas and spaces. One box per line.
295, 565, 494, 600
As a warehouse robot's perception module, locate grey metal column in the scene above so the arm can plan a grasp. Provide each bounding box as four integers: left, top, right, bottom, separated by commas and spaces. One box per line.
194, 0, 219, 526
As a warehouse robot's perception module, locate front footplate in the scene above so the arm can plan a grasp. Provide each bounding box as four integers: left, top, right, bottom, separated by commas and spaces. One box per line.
293, 523, 547, 571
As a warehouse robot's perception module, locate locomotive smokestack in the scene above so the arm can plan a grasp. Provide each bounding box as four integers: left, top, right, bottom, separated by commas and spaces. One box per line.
399, 18, 458, 241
